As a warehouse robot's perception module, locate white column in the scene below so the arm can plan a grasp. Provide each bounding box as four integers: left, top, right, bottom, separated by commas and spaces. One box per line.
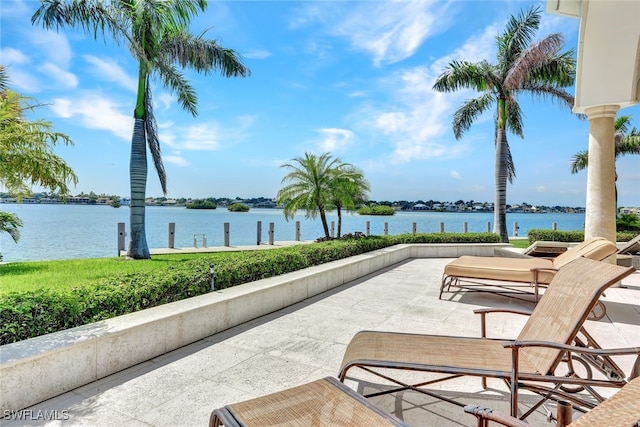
583, 105, 618, 242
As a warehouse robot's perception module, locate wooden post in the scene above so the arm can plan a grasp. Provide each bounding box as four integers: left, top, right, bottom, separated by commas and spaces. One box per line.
331, 221, 335, 238
168, 223, 175, 248
256, 221, 262, 245
295, 221, 301, 241
268, 222, 274, 245
412, 222, 417, 235
553, 222, 558, 231
224, 222, 230, 247
440, 222, 445, 233
513, 221, 519, 237
117, 222, 125, 255
463, 222, 468, 233
487, 221, 491, 233
384, 222, 388, 235
366, 221, 370, 236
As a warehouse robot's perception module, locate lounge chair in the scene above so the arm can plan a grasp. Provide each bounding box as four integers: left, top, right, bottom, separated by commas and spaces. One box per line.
338, 258, 638, 420
440, 236, 617, 303
464, 374, 640, 426
209, 376, 409, 426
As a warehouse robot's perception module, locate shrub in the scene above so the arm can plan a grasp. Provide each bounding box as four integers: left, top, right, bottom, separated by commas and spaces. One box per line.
0, 232, 499, 344
358, 205, 396, 216
617, 214, 640, 232
527, 229, 638, 244
186, 199, 217, 209
228, 203, 249, 212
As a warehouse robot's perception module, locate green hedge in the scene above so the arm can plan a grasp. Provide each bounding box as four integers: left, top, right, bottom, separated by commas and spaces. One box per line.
527, 229, 638, 244
0, 233, 498, 344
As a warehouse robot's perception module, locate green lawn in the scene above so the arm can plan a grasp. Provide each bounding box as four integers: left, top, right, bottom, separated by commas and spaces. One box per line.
2, 240, 528, 294
509, 239, 530, 249
0, 253, 225, 294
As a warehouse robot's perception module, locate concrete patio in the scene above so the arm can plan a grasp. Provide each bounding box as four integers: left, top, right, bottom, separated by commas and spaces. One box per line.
2, 257, 639, 426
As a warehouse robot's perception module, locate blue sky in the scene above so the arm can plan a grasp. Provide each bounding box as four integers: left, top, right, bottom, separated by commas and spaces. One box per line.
1, 0, 639, 207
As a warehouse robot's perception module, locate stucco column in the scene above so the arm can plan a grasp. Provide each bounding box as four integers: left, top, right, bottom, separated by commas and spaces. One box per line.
583, 105, 619, 242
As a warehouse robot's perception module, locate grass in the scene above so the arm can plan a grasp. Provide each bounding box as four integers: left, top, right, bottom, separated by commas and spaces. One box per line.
509, 239, 530, 249
0, 253, 226, 294
2, 239, 526, 294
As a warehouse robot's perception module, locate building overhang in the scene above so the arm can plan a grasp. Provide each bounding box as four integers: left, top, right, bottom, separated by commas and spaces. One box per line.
546, 0, 640, 114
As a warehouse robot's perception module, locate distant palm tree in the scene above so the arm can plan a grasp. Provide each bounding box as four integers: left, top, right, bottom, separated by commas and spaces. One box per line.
331, 164, 370, 238
570, 115, 640, 205
432, 6, 576, 242
276, 152, 342, 240
32, 0, 249, 259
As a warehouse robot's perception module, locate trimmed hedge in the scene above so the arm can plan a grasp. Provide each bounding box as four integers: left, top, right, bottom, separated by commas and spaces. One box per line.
0, 233, 498, 344
527, 229, 638, 244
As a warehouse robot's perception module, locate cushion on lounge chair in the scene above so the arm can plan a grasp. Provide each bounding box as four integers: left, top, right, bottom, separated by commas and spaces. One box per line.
443, 237, 617, 287
444, 256, 554, 284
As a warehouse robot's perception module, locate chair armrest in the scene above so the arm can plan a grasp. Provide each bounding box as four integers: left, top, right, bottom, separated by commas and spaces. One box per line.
464, 405, 530, 427
473, 308, 533, 338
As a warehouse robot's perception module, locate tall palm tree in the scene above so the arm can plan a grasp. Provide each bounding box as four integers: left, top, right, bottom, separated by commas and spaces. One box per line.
276, 152, 341, 240
32, 0, 249, 259
432, 6, 576, 242
570, 115, 640, 206
331, 164, 370, 238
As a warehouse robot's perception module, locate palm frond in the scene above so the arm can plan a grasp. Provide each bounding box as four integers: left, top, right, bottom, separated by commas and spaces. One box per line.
504, 98, 524, 138
570, 150, 589, 174
505, 33, 564, 89
452, 93, 494, 139
144, 80, 167, 194
154, 61, 198, 116
497, 5, 541, 68
161, 32, 250, 77
432, 60, 491, 93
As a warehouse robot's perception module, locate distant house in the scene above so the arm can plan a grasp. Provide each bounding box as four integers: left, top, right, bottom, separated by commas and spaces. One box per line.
412, 203, 429, 211
620, 207, 640, 216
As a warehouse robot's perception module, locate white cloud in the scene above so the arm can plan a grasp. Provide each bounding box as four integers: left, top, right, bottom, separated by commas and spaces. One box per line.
243, 49, 272, 59
164, 155, 190, 167
29, 30, 73, 66
156, 93, 174, 111
162, 124, 220, 151
3, 68, 42, 93
354, 23, 499, 165
83, 55, 137, 92
49, 94, 133, 140
0, 48, 29, 65
535, 185, 547, 193
315, 128, 355, 152
450, 170, 462, 180
39, 62, 78, 89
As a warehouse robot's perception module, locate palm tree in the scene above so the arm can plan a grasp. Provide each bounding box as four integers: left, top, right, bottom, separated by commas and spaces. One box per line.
32, 0, 249, 259
570, 115, 640, 205
1, 66, 78, 258
331, 164, 370, 238
432, 6, 576, 242
276, 152, 342, 240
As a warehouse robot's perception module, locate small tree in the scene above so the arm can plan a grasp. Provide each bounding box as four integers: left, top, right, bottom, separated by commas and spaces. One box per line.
276, 152, 341, 239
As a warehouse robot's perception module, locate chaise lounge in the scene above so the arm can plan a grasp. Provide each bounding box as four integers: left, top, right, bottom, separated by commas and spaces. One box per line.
464, 374, 640, 426
339, 257, 638, 420
439, 236, 617, 303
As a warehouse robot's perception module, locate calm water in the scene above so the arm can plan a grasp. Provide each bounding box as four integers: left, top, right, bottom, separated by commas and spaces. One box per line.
0, 204, 586, 262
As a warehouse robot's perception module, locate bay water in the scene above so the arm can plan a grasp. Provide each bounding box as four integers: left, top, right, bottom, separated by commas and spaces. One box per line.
0, 204, 586, 262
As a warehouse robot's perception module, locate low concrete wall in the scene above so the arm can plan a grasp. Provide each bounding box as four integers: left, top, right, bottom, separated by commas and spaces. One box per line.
0, 243, 507, 412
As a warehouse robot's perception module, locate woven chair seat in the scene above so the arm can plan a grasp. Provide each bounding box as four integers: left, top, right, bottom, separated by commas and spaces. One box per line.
210, 377, 409, 427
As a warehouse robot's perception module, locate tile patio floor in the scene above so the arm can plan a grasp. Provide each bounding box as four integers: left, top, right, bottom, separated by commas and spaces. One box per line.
2, 258, 639, 426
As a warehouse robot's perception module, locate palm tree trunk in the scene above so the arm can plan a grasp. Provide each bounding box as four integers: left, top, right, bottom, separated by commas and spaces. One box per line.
336, 205, 343, 238
319, 208, 330, 239
494, 129, 510, 243
127, 118, 150, 259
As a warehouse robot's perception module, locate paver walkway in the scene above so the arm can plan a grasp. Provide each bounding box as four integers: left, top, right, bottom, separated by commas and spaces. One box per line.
2, 258, 639, 426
